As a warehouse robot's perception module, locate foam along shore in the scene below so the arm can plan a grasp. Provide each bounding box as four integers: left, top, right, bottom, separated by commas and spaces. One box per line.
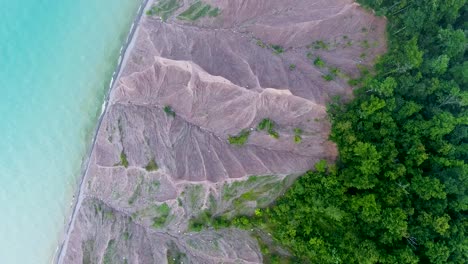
54, 0, 152, 262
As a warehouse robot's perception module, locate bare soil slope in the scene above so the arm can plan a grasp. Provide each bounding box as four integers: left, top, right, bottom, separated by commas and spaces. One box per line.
60, 0, 386, 263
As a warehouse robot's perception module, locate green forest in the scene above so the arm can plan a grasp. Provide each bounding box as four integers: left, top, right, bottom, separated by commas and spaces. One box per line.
228, 1, 467, 263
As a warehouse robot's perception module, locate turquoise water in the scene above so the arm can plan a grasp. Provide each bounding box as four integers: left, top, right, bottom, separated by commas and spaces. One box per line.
0, 0, 142, 263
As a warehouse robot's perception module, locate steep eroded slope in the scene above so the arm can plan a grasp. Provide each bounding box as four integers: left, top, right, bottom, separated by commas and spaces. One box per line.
60, 0, 386, 263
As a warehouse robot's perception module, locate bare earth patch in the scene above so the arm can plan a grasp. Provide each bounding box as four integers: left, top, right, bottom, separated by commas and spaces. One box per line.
60, 0, 386, 263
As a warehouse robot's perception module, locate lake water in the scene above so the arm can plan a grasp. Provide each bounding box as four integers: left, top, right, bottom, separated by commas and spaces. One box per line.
0, 0, 142, 262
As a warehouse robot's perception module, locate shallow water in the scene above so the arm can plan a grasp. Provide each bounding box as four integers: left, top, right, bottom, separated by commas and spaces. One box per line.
0, 0, 141, 262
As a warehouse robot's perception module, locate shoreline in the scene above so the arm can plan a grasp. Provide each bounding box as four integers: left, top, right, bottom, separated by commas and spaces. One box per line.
53, 0, 152, 262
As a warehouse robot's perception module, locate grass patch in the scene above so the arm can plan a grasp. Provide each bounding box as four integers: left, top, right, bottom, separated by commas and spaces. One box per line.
258, 118, 279, 139
187, 220, 204, 232
146, 180, 160, 194
187, 175, 287, 230
208, 193, 217, 212
183, 184, 204, 211
122, 231, 130, 241
146, 0, 181, 21
155, 203, 170, 215
167, 246, 187, 264
254, 233, 298, 264
239, 190, 259, 201
222, 181, 243, 201
312, 40, 329, 50
222, 176, 271, 202
151, 180, 160, 188
294, 128, 303, 144
268, 130, 279, 139
188, 210, 211, 232
322, 74, 334, 81
93, 203, 102, 215
294, 128, 303, 135
120, 151, 129, 168
330, 67, 341, 76
228, 130, 250, 145
207, 7, 220, 17
256, 39, 267, 48
102, 239, 116, 264
294, 135, 302, 143
289, 64, 296, 71
258, 118, 274, 131
313, 57, 325, 68
82, 240, 95, 264
270, 44, 284, 54
163, 105, 176, 117
188, 210, 233, 231
151, 203, 171, 228
177, 1, 220, 21
128, 178, 143, 205
348, 78, 360, 86
360, 39, 370, 49
104, 210, 114, 220
145, 159, 159, 172
357, 64, 371, 76
223, 178, 286, 216
221, 175, 279, 203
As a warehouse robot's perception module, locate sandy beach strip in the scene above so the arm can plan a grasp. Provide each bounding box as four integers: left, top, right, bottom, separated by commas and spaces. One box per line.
53, 0, 152, 263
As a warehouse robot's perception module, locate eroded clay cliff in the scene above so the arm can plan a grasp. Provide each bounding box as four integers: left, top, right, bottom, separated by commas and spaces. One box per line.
60, 0, 386, 263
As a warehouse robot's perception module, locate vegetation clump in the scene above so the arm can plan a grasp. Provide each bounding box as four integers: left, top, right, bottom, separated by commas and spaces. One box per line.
312, 40, 329, 50
330, 67, 340, 76
289, 64, 296, 71
163, 105, 176, 117
151, 203, 171, 228
146, 0, 181, 21
188, 210, 212, 232
120, 151, 129, 168
293, 128, 302, 143
122, 231, 130, 241
145, 159, 159, 172
166, 243, 188, 264
258, 118, 279, 139
322, 74, 334, 81
177, 1, 220, 21
102, 239, 116, 264
228, 130, 250, 145
188, 175, 285, 231
256, 39, 267, 48
128, 179, 142, 205
313, 57, 326, 68
184, 184, 204, 210
268, 130, 279, 139
257, 118, 273, 131
207, 7, 221, 17
270, 44, 284, 54
360, 39, 370, 49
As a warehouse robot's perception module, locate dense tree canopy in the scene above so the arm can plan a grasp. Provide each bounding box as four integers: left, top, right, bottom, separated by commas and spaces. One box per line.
230, 1, 467, 263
